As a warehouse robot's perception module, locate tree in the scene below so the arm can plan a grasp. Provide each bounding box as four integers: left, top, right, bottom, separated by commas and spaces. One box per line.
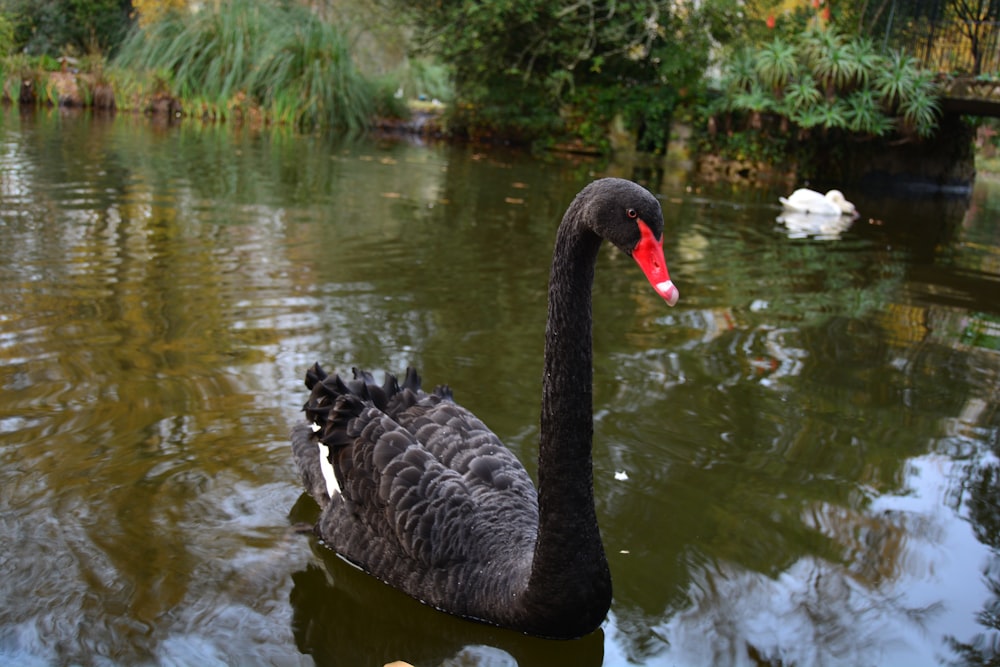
0, 0, 135, 56
947, 0, 1000, 74
385, 0, 731, 149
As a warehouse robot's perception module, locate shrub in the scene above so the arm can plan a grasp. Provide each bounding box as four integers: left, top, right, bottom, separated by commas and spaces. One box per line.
112, 0, 375, 131
703, 25, 942, 164
1, 0, 133, 57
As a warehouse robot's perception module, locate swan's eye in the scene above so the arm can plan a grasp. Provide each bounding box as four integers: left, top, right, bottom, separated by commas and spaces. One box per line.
626, 208, 638, 219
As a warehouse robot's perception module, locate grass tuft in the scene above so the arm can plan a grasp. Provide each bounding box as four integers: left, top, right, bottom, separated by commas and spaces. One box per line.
112, 0, 375, 131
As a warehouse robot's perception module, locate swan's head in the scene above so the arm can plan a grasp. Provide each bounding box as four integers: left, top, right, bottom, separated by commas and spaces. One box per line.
826, 190, 858, 216
578, 178, 679, 307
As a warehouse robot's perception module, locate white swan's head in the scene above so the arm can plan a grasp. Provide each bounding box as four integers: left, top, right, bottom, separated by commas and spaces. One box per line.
825, 190, 857, 216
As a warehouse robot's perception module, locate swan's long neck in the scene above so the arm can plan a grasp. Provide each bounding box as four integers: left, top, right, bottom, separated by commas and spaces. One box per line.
522, 215, 612, 636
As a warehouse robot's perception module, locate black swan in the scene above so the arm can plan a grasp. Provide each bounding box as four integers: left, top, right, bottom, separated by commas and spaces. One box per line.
290, 177, 679, 639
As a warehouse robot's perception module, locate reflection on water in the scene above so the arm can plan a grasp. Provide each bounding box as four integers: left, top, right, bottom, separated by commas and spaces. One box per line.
0, 108, 998, 666
777, 211, 855, 239
287, 497, 606, 667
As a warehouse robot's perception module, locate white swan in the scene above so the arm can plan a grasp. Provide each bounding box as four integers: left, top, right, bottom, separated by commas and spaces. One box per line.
779, 188, 857, 217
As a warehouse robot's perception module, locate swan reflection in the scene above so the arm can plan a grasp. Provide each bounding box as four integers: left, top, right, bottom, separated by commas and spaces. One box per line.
286, 506, 605, 667
778, 211, 856, 239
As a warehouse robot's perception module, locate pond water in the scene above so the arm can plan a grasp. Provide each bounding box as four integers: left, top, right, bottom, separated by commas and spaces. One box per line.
0, 107, 998, 667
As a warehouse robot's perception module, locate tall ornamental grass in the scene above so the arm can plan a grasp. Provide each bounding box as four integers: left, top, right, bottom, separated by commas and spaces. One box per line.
113, 0, 375, 131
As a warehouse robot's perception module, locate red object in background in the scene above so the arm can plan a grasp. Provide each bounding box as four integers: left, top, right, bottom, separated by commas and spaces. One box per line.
766, 14, 776, 28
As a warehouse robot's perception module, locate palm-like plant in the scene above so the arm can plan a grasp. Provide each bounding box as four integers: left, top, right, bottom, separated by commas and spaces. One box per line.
792, 104, 826, 130
756, 37, 798, 92
710, 19, 942, 159
898, 72, 941, 137
875, 50, 919, 110
817, 99, 849, 130
813, 39, 857, 91
724, 46, 758, 94
782, 74, 823, 114
845, 89, 893, 135
799, 25, 843, 70
730, 82, 773, 113
845, 36, 882, 89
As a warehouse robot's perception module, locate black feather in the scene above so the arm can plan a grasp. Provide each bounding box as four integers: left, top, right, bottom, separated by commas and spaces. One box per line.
289, 178, 671, 638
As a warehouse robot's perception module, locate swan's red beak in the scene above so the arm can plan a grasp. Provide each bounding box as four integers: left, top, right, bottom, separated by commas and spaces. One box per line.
632, 221, 679, 307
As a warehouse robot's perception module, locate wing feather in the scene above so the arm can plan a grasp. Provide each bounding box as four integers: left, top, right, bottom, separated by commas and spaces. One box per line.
295, 364, 537, 579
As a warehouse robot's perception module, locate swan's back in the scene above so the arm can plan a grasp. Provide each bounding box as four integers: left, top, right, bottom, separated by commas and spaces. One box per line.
779, 188, 856, 216
290, 364, 538, 623
779, 188, 831, 214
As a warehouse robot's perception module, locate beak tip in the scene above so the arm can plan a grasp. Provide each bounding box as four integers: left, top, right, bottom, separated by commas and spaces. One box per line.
657, 280, 679, 307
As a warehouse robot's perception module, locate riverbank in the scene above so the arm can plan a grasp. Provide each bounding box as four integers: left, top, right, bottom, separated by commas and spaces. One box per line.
4, 65, 989, 193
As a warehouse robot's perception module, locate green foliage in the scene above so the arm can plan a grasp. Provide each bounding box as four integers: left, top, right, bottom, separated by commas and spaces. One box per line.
726, 47, 759, 94
798, 24, 842, 66
790, 104, 825, 130
871, 52, 941, 137
844, 89, 894, 135
106, 67, 163, 109
112, 0, 376, 132
0, 52, 31, 101
782, 74, 823, 113
0, 12, 15, 57
845, 36, 881, 88
0, 0, 134, 56
731, 83, 773, 113
898, 74, 942, 138
395, 58, 453, 104
816, 98, 849, 130
567, 78, 679, 153
875, 50, 920, 109
710, 25, 941, 145
812, 38, 856, 89
249, 16, 374, 132
391, 0, 720, 151
755, 37, 797, 91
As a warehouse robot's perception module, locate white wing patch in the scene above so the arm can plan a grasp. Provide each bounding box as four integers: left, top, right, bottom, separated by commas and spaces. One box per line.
316, 439, 341, 499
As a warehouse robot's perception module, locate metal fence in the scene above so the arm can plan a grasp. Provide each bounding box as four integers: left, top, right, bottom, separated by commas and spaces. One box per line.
888, 18, 1000, 75
870, 0, 1000, 75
